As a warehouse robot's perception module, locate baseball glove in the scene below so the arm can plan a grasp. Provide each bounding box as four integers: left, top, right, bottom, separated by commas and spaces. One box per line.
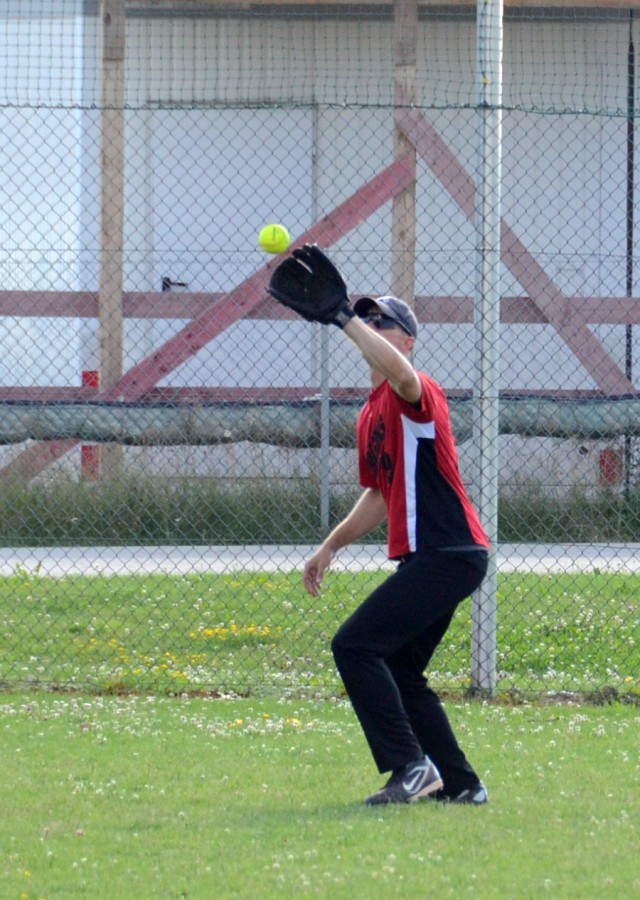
267, 244, 356, 328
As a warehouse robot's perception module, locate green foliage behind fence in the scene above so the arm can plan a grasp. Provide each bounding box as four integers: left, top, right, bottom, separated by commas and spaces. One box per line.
3, 478, 640, 546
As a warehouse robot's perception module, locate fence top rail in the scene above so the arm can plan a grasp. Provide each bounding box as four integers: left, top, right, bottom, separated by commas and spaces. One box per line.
127, 1, 640, 13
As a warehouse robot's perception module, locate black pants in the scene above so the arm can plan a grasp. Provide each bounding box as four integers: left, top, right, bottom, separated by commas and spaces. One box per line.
331, 548, 488, 795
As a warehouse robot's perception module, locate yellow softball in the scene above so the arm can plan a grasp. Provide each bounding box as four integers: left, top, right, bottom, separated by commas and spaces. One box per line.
258, 223, 291, 254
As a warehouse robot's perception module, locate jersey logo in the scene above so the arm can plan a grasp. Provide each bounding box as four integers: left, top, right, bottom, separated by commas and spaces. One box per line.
366, 415, 394, 484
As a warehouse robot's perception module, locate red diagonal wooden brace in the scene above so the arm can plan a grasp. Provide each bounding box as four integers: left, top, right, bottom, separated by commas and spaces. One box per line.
395, 104, 635, 396
2, 154, 415, 480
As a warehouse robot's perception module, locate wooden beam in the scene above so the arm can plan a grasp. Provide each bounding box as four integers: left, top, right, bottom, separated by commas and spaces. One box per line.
0, 155, 415, 481
3, 291, 640, 324
395, 103, 636, 395
391, 0, 418, 304
100, 155, 416, 401
100, 0, 125, 391
99, 0, 127, 478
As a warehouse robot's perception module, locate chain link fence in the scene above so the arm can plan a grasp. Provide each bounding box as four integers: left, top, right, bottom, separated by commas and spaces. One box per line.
0, 1, 638, 701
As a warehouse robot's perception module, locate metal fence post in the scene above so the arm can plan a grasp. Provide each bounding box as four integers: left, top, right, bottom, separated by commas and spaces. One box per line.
472, 0, 503, 693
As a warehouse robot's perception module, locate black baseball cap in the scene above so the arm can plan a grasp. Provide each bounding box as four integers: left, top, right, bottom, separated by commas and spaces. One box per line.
354, 295, 418, 338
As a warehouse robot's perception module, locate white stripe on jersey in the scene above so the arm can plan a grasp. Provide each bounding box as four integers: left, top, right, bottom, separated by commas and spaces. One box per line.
401, 414, 436, 552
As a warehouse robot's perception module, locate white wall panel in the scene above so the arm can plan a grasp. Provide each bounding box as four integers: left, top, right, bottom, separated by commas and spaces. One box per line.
1, 9, 639, 392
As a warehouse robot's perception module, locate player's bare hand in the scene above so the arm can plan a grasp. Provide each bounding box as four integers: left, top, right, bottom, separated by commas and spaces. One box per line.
303, 561, 322, 596
303, 547, 334, 597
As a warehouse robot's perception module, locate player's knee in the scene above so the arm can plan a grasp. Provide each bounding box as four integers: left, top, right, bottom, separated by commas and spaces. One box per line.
331, 625, 369, 669
331, 626, 356, 666
330, 629, 346, 663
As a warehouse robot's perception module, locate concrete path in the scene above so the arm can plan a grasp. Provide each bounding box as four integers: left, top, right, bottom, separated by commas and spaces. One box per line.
1, 543, 639, 578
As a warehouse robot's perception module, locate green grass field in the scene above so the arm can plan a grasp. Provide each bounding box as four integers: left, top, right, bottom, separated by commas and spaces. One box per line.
0, 569, 638, 699
1, 695, 638, 899
1, 567, 638, 898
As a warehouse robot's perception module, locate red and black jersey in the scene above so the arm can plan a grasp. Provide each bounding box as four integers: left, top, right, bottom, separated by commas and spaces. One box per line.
357, 372, 489, 559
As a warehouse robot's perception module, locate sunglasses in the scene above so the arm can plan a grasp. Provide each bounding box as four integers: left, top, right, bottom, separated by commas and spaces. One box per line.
361, 313, 412, 337
361, 313, 399, 331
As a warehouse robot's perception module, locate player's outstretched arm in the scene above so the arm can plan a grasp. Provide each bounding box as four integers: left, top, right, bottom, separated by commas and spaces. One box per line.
303, 488, 387, 596
342, 316, 422, 404
268, 244, 421, 401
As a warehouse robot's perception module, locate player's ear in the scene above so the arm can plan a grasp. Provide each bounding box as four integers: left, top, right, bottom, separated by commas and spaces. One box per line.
402, 335, 416, 353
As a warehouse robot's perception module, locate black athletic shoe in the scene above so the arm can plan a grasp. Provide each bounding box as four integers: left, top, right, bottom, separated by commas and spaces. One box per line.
365, 757, 443, 806
430, 783, 488, 805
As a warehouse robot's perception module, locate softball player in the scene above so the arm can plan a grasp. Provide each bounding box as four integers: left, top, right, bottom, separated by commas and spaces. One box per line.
269, 247, 489, 806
